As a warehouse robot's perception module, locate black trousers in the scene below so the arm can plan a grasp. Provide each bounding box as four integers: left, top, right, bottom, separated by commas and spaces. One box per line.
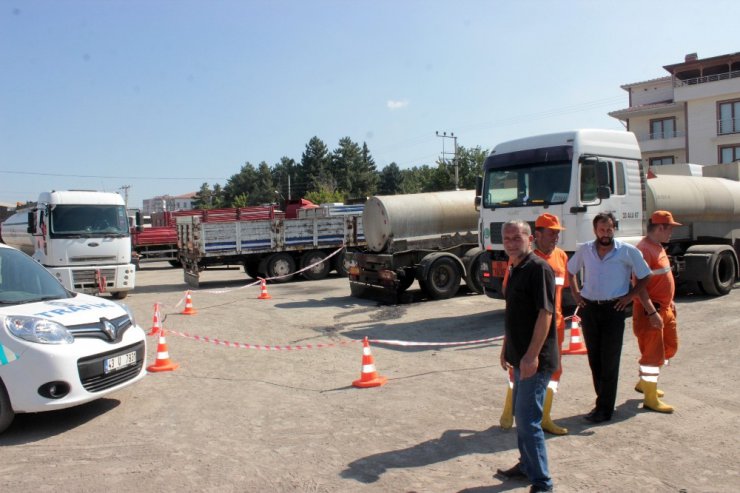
580, 302, 626, 417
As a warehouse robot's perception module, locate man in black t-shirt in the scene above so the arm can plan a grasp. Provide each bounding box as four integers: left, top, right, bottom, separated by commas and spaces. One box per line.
495, 220, 556, 493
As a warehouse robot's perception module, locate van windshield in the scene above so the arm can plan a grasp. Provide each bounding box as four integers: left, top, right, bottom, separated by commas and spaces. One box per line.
482, 161, 571, 208
50, 205, 130, 236
0, 247, 71, 304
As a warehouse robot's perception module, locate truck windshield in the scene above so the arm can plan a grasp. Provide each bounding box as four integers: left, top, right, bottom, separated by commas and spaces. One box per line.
0, 247, 70, 304
50, 205, 130, 236
482, 161, 571, 208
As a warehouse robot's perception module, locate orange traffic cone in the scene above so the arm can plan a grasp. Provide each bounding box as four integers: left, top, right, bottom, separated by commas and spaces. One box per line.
147, 331, 180, 372
148, 302, 162, 336
181, 290, 197, 315
352, 337, 387, 388
562, 314, 588, 355
257, 278, 272, 300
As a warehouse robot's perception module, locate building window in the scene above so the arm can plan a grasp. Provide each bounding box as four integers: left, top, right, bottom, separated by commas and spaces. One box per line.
719, 144, 740, 163
649, 156, 675, 166
650, 117, 676, 139
718, 99, 740, 135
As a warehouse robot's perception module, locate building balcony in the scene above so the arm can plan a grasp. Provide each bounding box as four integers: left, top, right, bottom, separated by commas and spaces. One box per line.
634, 131, 686, 153
674, 69, 740, 87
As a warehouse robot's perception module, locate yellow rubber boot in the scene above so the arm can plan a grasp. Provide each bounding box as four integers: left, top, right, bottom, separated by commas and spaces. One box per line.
642, 381, 674, 413
499, 386, 513, 429
541, 388, 568, 435
635, 379, 664, 398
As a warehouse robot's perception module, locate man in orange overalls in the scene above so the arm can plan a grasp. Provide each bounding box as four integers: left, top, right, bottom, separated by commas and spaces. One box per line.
499, 213, 569, 435
632, 210, 681, 413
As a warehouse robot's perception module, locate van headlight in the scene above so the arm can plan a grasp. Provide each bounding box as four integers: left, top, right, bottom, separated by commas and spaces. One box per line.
4, 316, 74, 344
120, 303, 137, 327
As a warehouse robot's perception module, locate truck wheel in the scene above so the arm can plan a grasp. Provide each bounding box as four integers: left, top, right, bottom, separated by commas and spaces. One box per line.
301, 251, 330, 281
699, 249, 737, 296
263, 253, 296, 282
111, 291, 128, 300
243, 260, 262, 279
396, 269, 415, 294
333, 248, 351, 277
419, 256, 461, 300
462, 248, 485, 294
0, 379, 15, 434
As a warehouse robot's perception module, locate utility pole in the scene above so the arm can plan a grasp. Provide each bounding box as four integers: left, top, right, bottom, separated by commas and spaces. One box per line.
119, 185, 131, 208
436, 131, 459, 190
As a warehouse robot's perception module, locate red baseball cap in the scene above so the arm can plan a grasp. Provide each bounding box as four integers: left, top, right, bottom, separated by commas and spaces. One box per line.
650, 210, 682, 226
535, 213, 565, 231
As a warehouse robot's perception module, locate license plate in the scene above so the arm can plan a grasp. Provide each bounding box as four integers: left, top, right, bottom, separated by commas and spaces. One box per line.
104, 351, 137, 373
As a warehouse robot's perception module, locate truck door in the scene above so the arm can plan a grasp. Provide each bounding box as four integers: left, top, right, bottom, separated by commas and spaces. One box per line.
575, 157, 642, 242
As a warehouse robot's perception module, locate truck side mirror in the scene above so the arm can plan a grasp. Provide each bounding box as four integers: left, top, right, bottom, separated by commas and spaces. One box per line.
597, 186, 611, 200
27, 211, 37, 234
475, 176, 482, 196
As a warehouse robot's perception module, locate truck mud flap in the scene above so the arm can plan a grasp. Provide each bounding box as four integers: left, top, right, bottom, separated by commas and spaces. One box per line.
184, 270, 200, 289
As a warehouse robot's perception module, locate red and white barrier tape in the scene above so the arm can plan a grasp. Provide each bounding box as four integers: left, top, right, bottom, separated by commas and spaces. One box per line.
161, 329, 502, 350
163, 329, 358, 350
370, 336, 503, 347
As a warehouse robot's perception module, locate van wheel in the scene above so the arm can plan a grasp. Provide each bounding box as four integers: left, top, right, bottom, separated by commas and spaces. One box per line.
111, 291, 128, 300
0, 379, 15, 434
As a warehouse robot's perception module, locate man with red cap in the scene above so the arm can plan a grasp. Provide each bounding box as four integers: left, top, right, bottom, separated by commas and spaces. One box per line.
632, 210, 682, 413
499, 213, 569, 435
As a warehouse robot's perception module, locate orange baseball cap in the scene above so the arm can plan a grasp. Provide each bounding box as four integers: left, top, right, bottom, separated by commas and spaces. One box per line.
535, 213, 565, 230
651, 210, 682, 226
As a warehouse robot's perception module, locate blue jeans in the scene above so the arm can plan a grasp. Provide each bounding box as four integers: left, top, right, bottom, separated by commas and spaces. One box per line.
513, 367, 553, 490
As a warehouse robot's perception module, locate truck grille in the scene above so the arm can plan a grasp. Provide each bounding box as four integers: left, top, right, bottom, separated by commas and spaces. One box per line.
78, 341, 145, 392
72, 268, 116, 290
489, 221, 535, 244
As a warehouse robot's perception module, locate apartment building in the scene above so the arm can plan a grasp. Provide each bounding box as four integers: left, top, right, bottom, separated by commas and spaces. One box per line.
142, 192, 197, 215
609, 51, 740, 167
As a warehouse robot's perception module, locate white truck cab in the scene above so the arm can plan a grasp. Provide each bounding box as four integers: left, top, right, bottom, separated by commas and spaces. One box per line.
1, 190, 136, 298
0, 243, 147, 433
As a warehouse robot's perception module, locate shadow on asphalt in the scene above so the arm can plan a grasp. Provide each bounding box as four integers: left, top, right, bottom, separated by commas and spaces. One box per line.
340, 399, 643, 489
0, 398, 120, 445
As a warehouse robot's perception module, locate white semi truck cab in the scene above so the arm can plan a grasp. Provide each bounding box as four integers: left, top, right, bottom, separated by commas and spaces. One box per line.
477, 129, 740, 297
1, 191, 136, 299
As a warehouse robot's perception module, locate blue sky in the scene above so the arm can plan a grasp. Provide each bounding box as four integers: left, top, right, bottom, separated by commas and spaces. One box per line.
1, 0, 737, 208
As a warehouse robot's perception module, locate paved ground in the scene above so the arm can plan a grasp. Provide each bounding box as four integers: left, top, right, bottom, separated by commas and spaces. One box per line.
1, 262, 738, 492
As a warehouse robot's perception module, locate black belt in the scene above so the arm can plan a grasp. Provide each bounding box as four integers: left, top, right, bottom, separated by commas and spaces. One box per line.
584, 298, 619, 305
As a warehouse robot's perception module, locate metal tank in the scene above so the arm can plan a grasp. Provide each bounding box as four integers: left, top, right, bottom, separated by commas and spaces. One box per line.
0, 210, 34, 255
363, 190, 478, 253
646, 175, 740, 223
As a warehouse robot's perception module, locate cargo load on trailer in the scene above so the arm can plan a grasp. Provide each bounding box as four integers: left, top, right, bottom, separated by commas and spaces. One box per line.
347, 190, 486, 303
177, 200, 365, 288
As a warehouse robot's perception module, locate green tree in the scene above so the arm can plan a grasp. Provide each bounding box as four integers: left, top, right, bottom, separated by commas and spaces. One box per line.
224, 162, 259, 206
211, 184, 225, 208
305, 185, 345, 205
330, 137, 360, 195
455, 145, 489, 190
252, 161, 276, 205
193, 182, 215, 209
378, 162, 403, 195
232, 193, 250, 208
350, 142, 378, 199
272, 156, 297, 200
297, 137, 331, 197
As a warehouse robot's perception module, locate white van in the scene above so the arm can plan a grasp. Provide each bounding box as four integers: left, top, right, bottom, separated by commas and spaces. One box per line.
0, 243, 147, 433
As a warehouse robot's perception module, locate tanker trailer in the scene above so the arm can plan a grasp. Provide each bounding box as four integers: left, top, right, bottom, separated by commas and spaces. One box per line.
645, 165, 740, 296
347, 190, 486, 302
0, 209, 35, 255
